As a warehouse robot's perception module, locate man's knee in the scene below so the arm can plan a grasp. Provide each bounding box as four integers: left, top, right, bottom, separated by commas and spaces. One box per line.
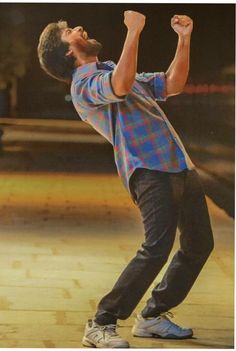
200, 226, 214, 259
138, 241, 173, 266
184, 231, 214, 262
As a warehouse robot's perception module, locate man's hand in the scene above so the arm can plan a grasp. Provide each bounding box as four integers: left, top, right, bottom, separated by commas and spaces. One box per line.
124, 10, 146, 35
171, 15, 193, 37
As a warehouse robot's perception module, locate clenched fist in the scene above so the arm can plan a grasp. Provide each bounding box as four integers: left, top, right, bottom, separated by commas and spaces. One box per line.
124, 10, 146, 34
171, 15, 193, 37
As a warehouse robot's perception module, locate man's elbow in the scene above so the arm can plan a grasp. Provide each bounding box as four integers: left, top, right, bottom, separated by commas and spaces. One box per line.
166, 73, 187, 97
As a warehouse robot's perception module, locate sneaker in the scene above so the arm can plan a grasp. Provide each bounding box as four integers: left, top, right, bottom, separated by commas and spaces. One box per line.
82, 319, 130, 348
132, 313, 193, 339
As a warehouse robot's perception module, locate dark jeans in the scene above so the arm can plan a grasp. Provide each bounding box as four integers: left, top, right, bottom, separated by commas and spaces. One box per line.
95, 168, 214, 325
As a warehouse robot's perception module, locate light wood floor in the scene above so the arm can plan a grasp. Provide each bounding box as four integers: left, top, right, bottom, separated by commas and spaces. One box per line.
0, 172, 234, 348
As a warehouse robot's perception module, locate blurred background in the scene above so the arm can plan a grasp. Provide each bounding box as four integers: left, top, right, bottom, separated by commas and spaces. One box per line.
0, 3, 234, 217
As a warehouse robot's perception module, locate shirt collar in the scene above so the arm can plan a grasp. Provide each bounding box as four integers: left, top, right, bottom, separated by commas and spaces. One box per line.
72, 60, 115, 81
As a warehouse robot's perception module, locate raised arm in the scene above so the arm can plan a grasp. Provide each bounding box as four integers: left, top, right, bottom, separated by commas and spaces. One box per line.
166, 15, 193, 97
111, 11, 146, 96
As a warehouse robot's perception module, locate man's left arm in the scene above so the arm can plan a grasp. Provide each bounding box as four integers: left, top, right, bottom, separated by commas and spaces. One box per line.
165, 15, 193, 97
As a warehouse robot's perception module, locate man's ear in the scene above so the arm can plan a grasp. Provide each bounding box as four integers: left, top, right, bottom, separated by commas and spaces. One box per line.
65, 49, 73, 57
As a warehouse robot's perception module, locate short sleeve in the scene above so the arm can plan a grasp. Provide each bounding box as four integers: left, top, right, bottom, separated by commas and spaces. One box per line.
72, 71, 127, 108
136, 72, 167, 101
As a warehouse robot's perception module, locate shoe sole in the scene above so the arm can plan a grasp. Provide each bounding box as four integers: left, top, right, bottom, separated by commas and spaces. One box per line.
82, 337, 96, 348
132, 328, 193, 340
82, 336, 129, 348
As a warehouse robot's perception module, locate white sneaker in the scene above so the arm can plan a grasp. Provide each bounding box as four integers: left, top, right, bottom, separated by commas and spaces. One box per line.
132, 313, 193, 339
82, 319, 130, 348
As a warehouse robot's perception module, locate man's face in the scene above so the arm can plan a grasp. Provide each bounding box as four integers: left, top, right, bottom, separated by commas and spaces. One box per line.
61, 25, 102, 57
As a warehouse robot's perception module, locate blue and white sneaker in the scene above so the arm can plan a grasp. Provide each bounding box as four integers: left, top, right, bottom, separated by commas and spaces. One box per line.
132, 313, 193, 339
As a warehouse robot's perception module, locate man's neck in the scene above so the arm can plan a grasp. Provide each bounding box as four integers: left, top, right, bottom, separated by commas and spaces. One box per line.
75, 56, 98, 67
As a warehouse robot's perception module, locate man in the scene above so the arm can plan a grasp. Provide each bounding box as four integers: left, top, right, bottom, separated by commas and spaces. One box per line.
38, 10, 214, 348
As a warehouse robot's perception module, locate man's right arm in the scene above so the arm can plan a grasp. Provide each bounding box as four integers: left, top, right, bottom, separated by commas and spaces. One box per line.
111, 11, 146, 97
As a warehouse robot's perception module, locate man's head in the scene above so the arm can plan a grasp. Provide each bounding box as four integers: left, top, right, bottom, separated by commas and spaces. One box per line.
37, 20, 102, 83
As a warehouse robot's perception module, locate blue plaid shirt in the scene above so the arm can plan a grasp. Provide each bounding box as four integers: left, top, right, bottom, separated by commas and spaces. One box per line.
71, 60, 194, 193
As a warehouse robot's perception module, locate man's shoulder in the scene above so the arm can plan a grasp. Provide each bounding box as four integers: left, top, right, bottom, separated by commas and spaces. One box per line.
72, 60, 116, 82
72, 62, 99, 82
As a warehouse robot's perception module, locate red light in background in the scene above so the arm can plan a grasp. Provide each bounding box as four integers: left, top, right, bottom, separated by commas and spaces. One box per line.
184, 84, 234, 95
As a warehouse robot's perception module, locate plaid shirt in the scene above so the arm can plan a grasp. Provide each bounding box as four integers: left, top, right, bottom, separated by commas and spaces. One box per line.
71, 60, 194, 193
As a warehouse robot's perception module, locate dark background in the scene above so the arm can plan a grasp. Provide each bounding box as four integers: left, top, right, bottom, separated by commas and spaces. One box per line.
0, 2, 234, 118
0, 3, 234, 217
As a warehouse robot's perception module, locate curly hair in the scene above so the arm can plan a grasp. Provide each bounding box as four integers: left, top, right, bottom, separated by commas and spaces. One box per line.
37, 20, 76, 83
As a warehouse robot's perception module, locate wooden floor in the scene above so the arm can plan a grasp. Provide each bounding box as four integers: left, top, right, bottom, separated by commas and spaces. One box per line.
0, 172, 234, 348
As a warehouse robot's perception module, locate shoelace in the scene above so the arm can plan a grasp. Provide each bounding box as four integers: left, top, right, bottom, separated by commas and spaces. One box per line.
159, 312, 183, 332
160, 311, 174, 319
99, 324, 118, 337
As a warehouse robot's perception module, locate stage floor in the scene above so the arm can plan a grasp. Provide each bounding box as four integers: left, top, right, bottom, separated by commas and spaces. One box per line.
0, 172, 234, 348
